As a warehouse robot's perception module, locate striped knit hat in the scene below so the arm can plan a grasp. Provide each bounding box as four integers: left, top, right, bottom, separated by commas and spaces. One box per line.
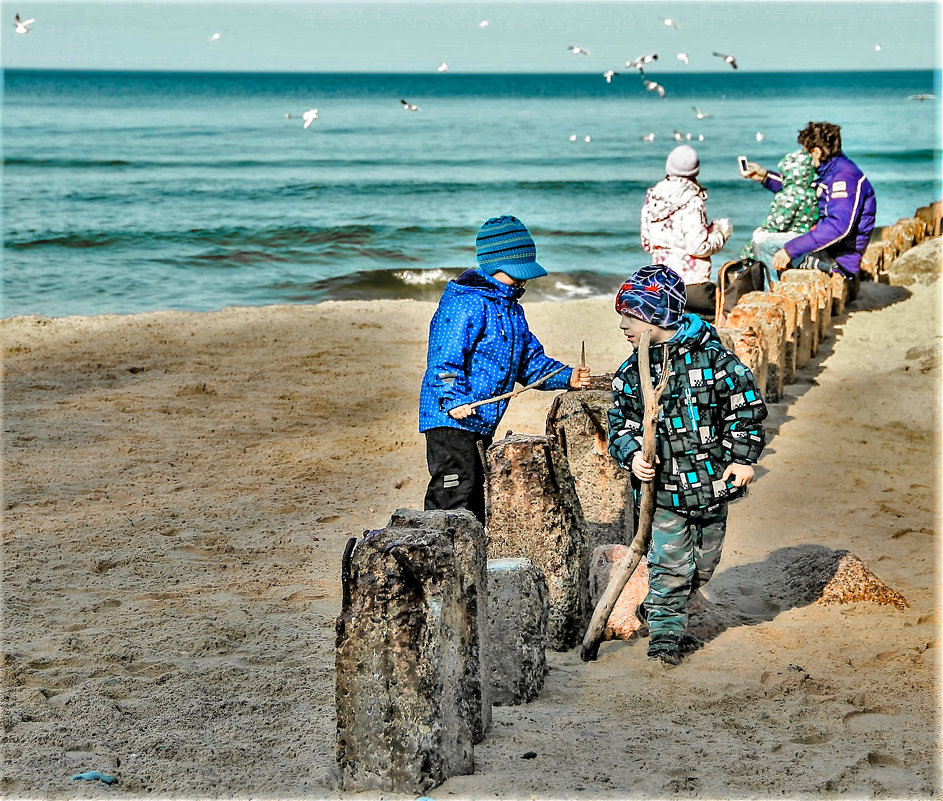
615, 264, 687, 328
475, 216, 548, 280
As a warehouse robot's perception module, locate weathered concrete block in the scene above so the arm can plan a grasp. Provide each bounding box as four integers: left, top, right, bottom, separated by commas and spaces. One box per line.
486, 558, 549, 705
727, 303, 787, 402
782, 269, 832, 340
335, 526, 474, 793
589, 545, 650, 641
486, 433, 590, 652
830, 271, 848, 317
545, 389, 633, 548
861, 240, 885, 281
388, 508, 490, 742
771, 283, 814, 367
915, 202, 942, 237
717, 325, 769, 399
739, 290, 798, 384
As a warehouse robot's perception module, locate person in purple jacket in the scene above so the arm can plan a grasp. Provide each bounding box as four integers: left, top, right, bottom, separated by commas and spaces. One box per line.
743, 121, 876, 299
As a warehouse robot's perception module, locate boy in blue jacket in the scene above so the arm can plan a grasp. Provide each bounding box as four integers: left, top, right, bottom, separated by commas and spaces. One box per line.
608, 265, 767, 665
419, 215, 591, 524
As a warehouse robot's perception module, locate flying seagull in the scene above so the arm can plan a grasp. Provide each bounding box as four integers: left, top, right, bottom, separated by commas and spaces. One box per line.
479, 20, 488, 28
302, 109, 319, 129
692, 105, 709, 120
644, 79, 666, 99
14, 13, 34, 34
755, 131, 766, 142
641, 132, 655, 142
906, 93, 935, 101
603, 69, 619, 83
569, 45, 589, 56
713, 51, 738, 69
401, 99, 420, 112
677, 52, 690, 65
626, 52, 658, 72
673, 129, 685, 141
437, 61, 449, 72
209, 32, 222, 42
663, 17, 680, 29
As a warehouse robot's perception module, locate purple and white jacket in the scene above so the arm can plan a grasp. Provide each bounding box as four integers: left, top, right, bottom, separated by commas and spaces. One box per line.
762, 153, 876, 276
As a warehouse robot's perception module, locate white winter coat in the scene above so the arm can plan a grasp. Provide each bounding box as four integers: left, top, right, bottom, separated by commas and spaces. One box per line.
640, 176, 729, 284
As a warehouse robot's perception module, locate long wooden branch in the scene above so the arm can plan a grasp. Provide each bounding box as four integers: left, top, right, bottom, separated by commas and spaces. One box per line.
467, 365, 568, 410
580, 330, 670, 662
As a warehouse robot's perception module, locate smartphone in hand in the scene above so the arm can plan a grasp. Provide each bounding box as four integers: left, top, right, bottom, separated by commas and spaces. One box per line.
737, 155, 749, 176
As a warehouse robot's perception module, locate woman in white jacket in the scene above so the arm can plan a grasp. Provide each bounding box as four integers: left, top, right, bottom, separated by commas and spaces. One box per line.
640, 145, 732, 316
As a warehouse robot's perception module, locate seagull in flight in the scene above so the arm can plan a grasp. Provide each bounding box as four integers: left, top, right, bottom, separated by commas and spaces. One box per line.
677, 52, 690, 65
626, 52, 658, 72
479, 20, 489, 28
641, 132, 655, 142
302, 109, 319, 129
692, 105, 709, 120
643, 79, 666, 99
401, 99, 420, 112
603, 69, 619, 83
437, 61, 449, 72
569, 45, 589, 56
713, 51, 738, 69
209, 32, 222, 42
906, 93, 935, 101
14, 13, 34, 34
663, 17, 680, 29
673, 129, 685, 141
755, 131, 766, 142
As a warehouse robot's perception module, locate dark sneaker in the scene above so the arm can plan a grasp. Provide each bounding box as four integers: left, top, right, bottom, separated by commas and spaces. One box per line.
634, 603, 650, 637
678, 633, 704, 654
648, 642, 682, 666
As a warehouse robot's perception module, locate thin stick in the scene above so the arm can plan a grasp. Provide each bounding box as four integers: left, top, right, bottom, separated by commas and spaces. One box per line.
580, 341, 586, 392
467, 365, 568, 410
580, 330, 671, 662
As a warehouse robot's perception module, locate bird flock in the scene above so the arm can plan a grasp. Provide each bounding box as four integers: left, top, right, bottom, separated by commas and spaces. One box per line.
10, 10, 929, 140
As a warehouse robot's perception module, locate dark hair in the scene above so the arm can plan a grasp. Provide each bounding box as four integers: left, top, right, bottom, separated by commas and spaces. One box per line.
797, 121, 843, 163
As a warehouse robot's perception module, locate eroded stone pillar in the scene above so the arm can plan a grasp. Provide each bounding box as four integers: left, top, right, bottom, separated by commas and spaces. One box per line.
486, 433, 590, 651
335, 524, 474, 794
486, 558, 549, 705
388, 507, 490, 742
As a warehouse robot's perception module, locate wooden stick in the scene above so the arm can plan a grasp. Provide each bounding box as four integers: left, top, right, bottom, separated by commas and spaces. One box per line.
580, 341, 586, 392
467, 365, 568, 410
580, 330, 671, 662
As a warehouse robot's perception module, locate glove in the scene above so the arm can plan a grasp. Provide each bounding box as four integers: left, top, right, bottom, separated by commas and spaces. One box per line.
713, 218, 733, 240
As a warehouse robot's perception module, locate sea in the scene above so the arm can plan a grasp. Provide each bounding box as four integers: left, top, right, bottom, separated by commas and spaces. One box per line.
2, 69, 940, 318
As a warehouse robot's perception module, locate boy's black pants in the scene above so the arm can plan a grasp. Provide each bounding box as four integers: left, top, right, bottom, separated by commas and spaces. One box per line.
423, 427, 493, 526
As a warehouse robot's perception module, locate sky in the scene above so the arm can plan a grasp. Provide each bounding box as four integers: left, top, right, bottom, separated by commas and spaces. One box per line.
1, 0, 941, 73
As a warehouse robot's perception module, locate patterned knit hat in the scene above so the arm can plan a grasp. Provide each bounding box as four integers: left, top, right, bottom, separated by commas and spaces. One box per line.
665, 145, 700, 178
476, 215, 548, 280
615, 264, 687, 327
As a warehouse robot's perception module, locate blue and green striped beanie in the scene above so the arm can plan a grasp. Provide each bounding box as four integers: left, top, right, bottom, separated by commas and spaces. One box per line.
475, 215, 548, 281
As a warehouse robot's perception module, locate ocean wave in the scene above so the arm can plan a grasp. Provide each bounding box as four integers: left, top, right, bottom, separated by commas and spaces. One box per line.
276, 267, 624, 304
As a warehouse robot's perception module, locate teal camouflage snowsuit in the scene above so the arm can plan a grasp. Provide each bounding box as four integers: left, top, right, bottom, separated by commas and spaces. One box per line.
608, 313, 767, 646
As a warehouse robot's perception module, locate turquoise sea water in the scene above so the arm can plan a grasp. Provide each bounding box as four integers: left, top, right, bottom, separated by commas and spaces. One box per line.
2, 69, 940, 317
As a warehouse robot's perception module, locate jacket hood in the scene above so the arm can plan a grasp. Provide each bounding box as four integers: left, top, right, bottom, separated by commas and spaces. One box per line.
446, 268, 525, 303
777, 150, 816, 187
643, 176, 706, 222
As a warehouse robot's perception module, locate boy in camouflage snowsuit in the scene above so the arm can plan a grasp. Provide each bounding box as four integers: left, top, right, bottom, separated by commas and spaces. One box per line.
740, 149, 819, 276
608, 265, 767, 665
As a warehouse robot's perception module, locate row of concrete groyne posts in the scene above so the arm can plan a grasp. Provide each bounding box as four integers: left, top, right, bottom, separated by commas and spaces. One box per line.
333, 202, 940, 795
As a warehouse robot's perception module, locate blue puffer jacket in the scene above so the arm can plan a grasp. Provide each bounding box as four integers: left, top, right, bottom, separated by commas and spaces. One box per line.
419, 269, 573, 436
763, 153, 876, 277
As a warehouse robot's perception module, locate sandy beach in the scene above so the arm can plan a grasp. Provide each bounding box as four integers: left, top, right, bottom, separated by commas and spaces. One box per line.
2, 240, 941, 799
